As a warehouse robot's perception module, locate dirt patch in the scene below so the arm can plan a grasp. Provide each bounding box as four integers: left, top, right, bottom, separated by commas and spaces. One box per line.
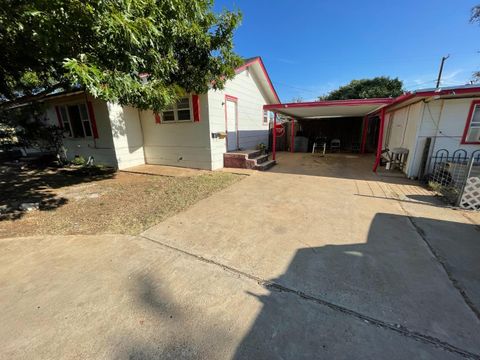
0, 166, 242, 238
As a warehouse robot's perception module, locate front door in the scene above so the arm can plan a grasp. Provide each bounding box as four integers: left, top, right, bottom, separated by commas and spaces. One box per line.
225, 97, 238, 151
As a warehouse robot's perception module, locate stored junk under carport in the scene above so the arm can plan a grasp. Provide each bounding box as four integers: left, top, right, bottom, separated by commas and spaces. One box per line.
264, 98, 394, 171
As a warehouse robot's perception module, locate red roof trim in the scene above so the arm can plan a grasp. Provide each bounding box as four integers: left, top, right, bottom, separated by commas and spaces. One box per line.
385, 86, 480, 111
235, 57, 281, 104
263, 98, 393, 110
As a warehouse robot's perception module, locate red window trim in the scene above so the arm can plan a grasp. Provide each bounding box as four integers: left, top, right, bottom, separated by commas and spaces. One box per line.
192, 94, 201, 122
86, 101, 99, 139
461, 99, 480, 145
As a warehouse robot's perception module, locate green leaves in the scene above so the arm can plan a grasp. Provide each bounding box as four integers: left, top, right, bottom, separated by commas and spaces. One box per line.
0, 0, 242, 112
321, 77, 404, 100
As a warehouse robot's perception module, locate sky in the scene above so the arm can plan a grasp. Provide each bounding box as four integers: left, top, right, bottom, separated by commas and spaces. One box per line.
213, 0, 480, 102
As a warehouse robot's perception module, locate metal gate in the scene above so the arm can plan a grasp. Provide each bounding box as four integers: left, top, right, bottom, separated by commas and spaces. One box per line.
427, 149, 480, 210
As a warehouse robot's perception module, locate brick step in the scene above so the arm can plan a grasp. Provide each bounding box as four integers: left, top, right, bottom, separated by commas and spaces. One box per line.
244, 154, 269, 169
224, 150, 275, 170
254, 159, 276, 171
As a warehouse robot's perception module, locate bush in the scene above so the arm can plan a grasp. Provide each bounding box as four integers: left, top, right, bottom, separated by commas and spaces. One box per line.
71, 156, 86, 166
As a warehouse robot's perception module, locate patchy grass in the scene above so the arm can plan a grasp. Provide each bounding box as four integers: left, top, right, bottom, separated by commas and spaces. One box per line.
0, 168, 242, 238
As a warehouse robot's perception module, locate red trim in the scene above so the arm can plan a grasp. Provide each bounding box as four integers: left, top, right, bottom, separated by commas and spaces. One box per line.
373, 108, 386, 172
272, 113, 277, 161
54, 106, 63, 129
192, 94, 201, 122
235, 57, 281, 104
225, 94, 238, 101
360, 116, 369, 154
461, 100, 480, 144
154, 113, 161, 124
264, 98, 393, 111
290, 119, 295, 153
86, 101, 99, 139
224, 95, 239, 150
385, 86, 480, 112
414, 86, 480, 97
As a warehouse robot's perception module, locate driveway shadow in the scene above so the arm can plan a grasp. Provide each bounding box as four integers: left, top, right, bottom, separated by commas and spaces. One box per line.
233, 213, 480, 359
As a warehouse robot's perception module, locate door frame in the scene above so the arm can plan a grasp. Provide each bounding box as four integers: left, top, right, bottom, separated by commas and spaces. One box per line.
224, 94, 239, 151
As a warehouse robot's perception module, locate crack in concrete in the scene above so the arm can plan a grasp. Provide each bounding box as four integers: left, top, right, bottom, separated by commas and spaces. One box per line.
139, 234, 480, 359
397, 201, 480, 323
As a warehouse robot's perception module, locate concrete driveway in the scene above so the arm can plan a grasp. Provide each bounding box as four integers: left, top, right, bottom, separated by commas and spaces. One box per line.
1, 153, 479, 359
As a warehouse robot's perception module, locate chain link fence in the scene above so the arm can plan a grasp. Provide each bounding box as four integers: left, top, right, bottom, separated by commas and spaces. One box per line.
427, 149, 480, 210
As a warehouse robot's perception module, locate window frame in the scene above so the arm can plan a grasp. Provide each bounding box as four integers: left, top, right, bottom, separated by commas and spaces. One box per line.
58, 103, 94, 139
263, 110, 274, 126
161, 96, 193, 123
263, 110, 268, 125
461, 100, 480, 145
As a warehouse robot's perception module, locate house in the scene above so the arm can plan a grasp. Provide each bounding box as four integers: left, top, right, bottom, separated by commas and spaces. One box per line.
40, 57, 280, 170
265, 84, 480, 179
382, 85, 480, 178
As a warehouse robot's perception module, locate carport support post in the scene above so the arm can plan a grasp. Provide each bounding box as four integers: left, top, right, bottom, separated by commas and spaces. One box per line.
290, 118, 295, 153
373, 108, 386, 172
272, 112, 277, 161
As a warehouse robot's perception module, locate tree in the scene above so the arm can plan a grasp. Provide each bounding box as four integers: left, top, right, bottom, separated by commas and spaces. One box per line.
320, 77, 404, 100
0, 0, 242, 112
0, 103, 62, 154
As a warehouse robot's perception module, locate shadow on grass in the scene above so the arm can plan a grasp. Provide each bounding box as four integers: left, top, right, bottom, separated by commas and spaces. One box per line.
0, 163, 115, 221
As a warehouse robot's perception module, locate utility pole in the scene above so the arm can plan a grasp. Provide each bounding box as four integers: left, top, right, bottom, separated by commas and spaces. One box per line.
436, 55, 450, 88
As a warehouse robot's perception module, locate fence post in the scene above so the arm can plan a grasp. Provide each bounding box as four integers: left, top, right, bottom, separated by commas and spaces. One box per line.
456, 155, 475, 207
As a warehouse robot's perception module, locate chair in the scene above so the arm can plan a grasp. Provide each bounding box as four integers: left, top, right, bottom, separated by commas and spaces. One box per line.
312, 136, 327, 156
330, 139, 341, 152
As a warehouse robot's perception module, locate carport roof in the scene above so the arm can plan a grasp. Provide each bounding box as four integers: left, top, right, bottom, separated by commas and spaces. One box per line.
263, 98, 393, 119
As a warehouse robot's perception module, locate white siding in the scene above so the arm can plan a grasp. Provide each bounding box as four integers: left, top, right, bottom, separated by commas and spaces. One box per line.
208, 68, 270, 170
421, 98, 476, 154
388, 97, 480, 178
108, 103, 145, 170
45, 95, 118, 167
140, 94, 212, 169
385, 102, 423, 177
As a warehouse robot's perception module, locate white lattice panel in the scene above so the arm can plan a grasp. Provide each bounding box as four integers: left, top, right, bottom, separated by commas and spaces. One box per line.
460, 177, 480, 210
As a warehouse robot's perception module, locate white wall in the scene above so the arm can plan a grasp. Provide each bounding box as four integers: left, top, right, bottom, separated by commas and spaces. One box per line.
140, 94, 212, 169
208, 68, 270, 169
385, 101, 423, 177
387, 97, 480, 178
45, 94, 118, 167
108, 103, 145, 169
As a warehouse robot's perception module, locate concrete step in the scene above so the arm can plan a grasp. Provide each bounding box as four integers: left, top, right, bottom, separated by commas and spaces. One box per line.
254, 159, 276, 171
246, 150, 263, 159
253, 154, 269, 164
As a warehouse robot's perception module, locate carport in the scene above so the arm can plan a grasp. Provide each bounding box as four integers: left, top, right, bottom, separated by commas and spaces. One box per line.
264, 98, 393, 171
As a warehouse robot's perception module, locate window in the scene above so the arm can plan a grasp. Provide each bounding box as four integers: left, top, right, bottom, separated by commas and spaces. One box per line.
462, 101, 480, 144
58, 103, 93, 138
263, 110, 274, 125
162, 96, 192, 122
